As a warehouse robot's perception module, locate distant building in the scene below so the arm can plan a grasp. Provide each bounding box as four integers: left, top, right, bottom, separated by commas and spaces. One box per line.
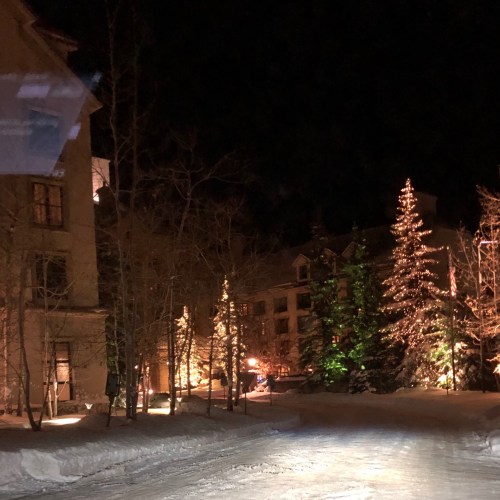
242, 197, 460, 377
0, 0, 106, 412
92, 157, 110, 204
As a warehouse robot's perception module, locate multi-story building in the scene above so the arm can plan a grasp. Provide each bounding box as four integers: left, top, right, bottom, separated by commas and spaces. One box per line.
243, 194, 460, 378
0, 0, 106, 411
243, 240, 352, 377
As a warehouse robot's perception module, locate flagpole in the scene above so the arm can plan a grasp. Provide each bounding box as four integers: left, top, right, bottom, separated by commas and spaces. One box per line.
448, 246, 457, 391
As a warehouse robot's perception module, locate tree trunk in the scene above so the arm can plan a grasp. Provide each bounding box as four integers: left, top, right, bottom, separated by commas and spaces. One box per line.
206, 330, 215, 417
168, 288, 176, 416
186, 313, 194, 398
18, 265, 41, 431
234, 321, 242, 406
225, 295, 233, 412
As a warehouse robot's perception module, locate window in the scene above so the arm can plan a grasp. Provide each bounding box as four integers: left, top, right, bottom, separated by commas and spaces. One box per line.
253, 300, 266, 316
33, 182, 63, 226
296, 292, 311, 310
298, 264, 309, 282
275, 318, 288, 335
277, 365, 290, 377
35, 254, 68, 301
28, 109, 61, 158
238, 303, 249, 316
47, 342, 73, 401
53, 342, 71, 383
274, 296, 287, 313
332, 335, 341, 344
297, 315, 312, 334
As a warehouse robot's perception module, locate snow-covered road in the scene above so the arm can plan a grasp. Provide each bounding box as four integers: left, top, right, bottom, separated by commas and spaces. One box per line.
24, 393, 500, 500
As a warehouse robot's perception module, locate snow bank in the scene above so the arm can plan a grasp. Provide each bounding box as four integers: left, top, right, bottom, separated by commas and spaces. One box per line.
1, 389, 499, 499
0, 397, 299, 497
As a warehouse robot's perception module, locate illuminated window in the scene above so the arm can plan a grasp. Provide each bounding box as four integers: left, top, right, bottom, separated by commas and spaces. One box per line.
277, 365, 290, 377
274, 296, 287, 313
332, 335, 341, 344
47, 342, 73, 401
35, 254, 68, 301
296, 292, 311, 309
253, 300, 266, 316
275, 318, 288, 335
33, 182, 63, 226
54, 342, 71, 383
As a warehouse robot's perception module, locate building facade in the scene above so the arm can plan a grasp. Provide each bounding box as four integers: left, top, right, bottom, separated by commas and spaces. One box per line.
0, 0, 106, 411
242, 212, 460, 378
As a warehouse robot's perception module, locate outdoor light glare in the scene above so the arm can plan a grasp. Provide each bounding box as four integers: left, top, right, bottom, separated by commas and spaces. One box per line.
248, 357, 257, 367
43, 417, 82, 426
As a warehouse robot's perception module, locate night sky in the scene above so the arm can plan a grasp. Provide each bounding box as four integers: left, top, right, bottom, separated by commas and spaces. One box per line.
27, 0, 500, 244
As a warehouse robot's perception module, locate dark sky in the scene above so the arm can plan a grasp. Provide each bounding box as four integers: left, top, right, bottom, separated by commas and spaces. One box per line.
27, 0, 500, 244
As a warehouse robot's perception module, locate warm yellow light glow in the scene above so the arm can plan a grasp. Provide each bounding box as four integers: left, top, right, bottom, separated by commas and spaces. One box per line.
148, 408, 170, 415
248, 357, 257, 367
43, 417, 82, 426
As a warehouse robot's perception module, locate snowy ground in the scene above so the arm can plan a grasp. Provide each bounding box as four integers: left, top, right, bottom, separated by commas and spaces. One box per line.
1, 388, 500, 499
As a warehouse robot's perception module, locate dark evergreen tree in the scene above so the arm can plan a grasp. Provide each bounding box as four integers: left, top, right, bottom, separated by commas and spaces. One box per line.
343, 232, 383, 392
300, 227, 348, 387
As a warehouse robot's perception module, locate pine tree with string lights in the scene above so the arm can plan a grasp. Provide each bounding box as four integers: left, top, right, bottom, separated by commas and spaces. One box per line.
175, 306, 202, 391
212, 277, 246, 409
383, 178, 446, 387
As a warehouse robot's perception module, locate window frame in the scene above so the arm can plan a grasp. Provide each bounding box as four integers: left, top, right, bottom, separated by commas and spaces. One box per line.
297, 315, 312, 334
46, 341, 74, 401
274, 296, 288, 313
238, 303, 249, 317
275, 317, 289, 335
296, 292, 311, 310
27, 108, 62, 159
297, 264, 310, 282
253, 300, 266, 316
32, 181, 64, 228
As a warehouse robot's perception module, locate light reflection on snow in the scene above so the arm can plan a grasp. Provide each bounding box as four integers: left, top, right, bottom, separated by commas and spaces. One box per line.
43, 417, 82, 426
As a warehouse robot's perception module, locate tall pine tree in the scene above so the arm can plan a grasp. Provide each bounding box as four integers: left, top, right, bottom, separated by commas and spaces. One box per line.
343, 232, 382, 392
300, 227, 348, 386
383, 179, 446, 387
175, 306, 202, 391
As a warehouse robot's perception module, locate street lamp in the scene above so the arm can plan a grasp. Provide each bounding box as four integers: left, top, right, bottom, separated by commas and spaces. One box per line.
477, 239, 498, 393
247, 357, 257, 368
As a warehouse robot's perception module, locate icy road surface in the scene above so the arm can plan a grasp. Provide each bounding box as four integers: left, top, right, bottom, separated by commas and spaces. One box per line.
26, 394, 500, 500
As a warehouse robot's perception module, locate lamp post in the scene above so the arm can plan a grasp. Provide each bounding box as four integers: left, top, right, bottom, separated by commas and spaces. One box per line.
477, 240, 498, 393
